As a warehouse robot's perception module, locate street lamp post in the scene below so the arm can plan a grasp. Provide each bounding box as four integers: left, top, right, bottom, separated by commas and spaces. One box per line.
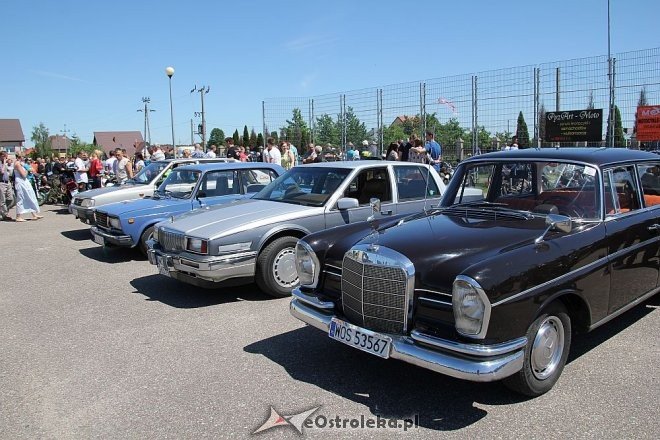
165, 66, 176, 158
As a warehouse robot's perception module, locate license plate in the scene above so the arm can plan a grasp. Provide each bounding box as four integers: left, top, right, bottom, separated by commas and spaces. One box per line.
329, 318, 391, 358
93, 233, 104, 246
157, 256, 170, 277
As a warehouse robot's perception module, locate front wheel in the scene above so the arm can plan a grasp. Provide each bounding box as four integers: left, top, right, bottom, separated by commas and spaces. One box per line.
503, 302, 572, 397
256, 236, 299, 298
138, 226, 155, 257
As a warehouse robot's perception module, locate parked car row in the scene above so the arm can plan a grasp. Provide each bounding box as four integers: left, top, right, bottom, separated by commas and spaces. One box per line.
72, 149, 660, 397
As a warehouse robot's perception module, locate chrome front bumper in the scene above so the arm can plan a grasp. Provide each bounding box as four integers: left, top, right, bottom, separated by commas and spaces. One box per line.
90, 226, 134, 247
147, 240, 257, 286
290, 288, 526, 382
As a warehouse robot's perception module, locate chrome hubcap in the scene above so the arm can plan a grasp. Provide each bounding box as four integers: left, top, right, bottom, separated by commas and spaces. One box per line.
530, 316, 564, 380
272, 247, 297, 288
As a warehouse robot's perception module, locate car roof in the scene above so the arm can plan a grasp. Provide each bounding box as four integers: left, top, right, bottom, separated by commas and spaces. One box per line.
170, 162, 283, 172
296, 160, 426, 170
467, 147, 659, 167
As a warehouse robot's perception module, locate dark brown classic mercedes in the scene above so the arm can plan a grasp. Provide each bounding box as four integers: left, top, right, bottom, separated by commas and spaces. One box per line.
290, 148, 660, 396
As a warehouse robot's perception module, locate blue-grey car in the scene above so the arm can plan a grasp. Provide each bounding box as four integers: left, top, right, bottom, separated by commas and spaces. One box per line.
90, 162, 283, 255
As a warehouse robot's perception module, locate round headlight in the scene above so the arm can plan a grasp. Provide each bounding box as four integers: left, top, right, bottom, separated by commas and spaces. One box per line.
452, 276, 490, 338
295, 241, 319, 288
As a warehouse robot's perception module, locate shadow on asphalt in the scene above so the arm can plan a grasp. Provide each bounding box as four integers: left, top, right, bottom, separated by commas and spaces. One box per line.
53, 207, 72, 215
79, 245, 145, 262
245, 325, 520, 431
568, 294, 659, 363
61, 228, 92, 241
244, 294, 659, 431
130, 274, 274, 308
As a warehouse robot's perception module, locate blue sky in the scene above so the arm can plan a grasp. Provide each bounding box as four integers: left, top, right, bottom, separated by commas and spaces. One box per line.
2, 0, 659, 147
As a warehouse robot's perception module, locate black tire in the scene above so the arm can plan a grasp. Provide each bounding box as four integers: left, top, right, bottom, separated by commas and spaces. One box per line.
255, 236, 299, 298
138, 226, 155, 257
503, 302, 572, 397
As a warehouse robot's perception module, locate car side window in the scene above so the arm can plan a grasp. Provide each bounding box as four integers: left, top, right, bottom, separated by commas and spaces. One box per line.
394, 165, 439, 201
637, 163, 660, 207
239, 169, 278, 193
604, 166, 642, 215
200, 170, 239, 197
344, 167, 392, 205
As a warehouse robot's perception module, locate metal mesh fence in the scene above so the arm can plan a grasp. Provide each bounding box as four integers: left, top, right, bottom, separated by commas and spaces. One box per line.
263, 47, 660, 162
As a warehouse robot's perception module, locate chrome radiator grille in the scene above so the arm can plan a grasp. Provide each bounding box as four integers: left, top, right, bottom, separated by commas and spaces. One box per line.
95, 212, 108, 228
341, 250, 410, 334
160, 229, 185, 252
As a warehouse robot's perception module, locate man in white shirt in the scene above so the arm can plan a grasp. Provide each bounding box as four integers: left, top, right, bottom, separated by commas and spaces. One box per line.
74, 151, 89, 190
205, 145, 217, 158
105, 150, 117, 173
113, 149, 133, 183
151, 145, 166, 161
504, 136, 519, 151
262, 137, 281, 164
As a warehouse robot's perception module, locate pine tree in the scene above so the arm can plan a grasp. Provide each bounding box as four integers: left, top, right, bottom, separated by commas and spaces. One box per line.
257, 133, 264, 147
633, 87, 647, 135
242, 125, 250, 147
232, 129, 240, 146
516, 111, 530, 148
605, 105, 625, 147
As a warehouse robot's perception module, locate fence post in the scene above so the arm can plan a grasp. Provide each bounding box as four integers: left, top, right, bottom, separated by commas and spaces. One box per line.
457, 137, 464, 161
262, 100, 266, 153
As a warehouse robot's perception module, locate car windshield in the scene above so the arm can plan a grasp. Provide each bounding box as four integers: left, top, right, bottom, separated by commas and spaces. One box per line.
445, 160, 601, 220
156, 169, 200, 199
252, 167, 351, 207
130, 161, 168, 184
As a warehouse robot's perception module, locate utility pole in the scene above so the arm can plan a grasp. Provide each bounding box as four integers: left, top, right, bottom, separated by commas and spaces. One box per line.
191, 85, 210, 151
60, 124, 71, 157
137, 97, 155, 154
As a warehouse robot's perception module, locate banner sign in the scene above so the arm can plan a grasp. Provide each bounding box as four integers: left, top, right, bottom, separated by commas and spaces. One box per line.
545, 109, 603, 142
636, 105, 660, 141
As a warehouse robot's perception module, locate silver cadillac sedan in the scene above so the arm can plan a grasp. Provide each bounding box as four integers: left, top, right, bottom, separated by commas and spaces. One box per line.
147, 161, 458, 297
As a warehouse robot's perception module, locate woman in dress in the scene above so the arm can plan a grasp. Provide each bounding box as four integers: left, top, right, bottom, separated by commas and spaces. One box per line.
13, 155, 43, 222
280, 142, 295, 170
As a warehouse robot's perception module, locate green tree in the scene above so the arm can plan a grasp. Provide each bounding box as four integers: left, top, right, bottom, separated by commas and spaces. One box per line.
69, 135, 95, 157
257, 133, 264, 147
315, 114, 340, 146
249, 128, 257, 147
270, 131, 279, 143
30, 123, 52, 159
516, 111, 530, 148
383, 124, 407, 148
605, 105, 625, 147
232, 129, 240, 146
436, 118, 469, 150
242, 125, 250, 147
633, 87, 647, 135
336, 106, 368, 146
208, 128, 225, 146
587, 90, 595, 110
282, 108, 310, 149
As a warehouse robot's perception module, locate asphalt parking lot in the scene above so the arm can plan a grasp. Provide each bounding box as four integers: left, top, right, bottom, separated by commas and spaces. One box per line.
1, 204, 658, 439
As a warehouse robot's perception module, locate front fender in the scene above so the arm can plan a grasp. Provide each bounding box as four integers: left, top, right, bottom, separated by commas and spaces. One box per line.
256, 224, 313, 252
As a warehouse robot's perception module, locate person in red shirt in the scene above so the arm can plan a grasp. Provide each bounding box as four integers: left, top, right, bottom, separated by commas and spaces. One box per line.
89, 151, 104, 188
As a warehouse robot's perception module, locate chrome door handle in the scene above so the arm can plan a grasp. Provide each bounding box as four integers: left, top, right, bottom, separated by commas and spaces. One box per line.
380, 210, 393, 215
648, 224, 660, 232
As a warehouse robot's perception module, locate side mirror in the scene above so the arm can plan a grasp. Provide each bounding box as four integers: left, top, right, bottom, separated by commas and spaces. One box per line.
337, 197, 359, 210
535, 214, 571, 244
